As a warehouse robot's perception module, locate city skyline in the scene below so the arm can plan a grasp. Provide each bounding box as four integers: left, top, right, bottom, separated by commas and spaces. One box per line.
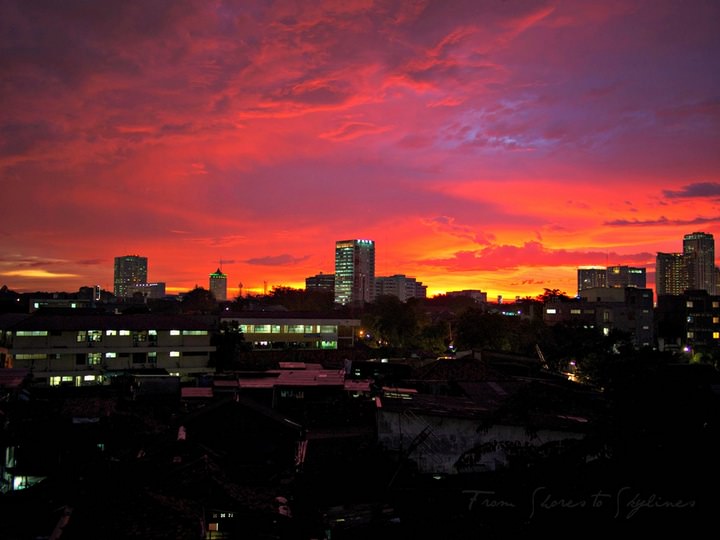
2, 1, 719, 299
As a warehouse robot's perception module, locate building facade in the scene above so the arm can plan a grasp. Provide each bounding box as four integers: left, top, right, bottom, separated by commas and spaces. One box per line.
375, 274, 427, 302
113, 255, 148, 298
209, 268, 228, 301
334, 239, 375, 306
0, 313, 215, 387
126, 282, 166, 299
220, 311, 361, 350
577, 267, 607, 294
606, 265, 646, 288
684, 232, 716, 295
656, 252, 687, 296
305, 272, 335, 293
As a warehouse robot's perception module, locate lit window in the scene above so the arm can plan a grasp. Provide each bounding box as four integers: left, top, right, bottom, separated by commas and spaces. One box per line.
687, 332, 694, 339
88, 330, 102, 342
686, 301, 693, 308
119, 330, 130, 336
106, 330, 117, 336
546, 308, 557, 314
16, 330, 49, 337
570, 309, 581, 314
170, 351, 181, 357
714, 332, 719, 340
105, 352, 117, 358
170, 330, 181, 336
182, 330, 208, 335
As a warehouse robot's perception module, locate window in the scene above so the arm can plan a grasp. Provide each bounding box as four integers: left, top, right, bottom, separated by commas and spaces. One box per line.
254, 325, 270, 333
271, 325, 281, 333
88, 352, 102, 366
87, 330, 102, 342
288, 325, 304, 333
105, 352, 117, 359
686, 301, 694, 308
16, 330, 48, 337
106, 330, 117, 336
132, 352, 146, 364
76, 353, 86, 365
713, 317, 720, 324
170, 330, 181, 336
713, 332, 719, 339
687, 331, 694, 339
570, 309, 581, 314
14, 353, 48, 360
182, 330, 208, 336
132, 331, 148, 343
170, 351, 181, 357
319, 325, 336, 333
148, 351, 157, 364
546, 308, 557, 314
76, 331, 87, 342
119, 330, 130, 336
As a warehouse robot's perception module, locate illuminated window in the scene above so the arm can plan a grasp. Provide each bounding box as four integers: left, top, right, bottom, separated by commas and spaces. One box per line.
546, 308, 557, 314
105, 352, 117, 358
182, 330, 208, 335
170, 330, 181, 336
713, 302, 719, 308
119, 330, 131, 336
88, 330, 102, 342
713, 317, 719, 324
271, 325, 281, 333
570, 309, 582, 314
88, 352, 102, 365
713, 332, 719, 340
254, 325, 270, 333
14, 353, 48, 360
148, 351, 157, 363
149, 330, 157, 336
16, 330, 48, 337
170, 351, 181, 357
687, 332, 694, 339
686, 301, 693, 308
106, 330, 117, 336
319, 325, 336, 333
603, 328, 610, 336
76, 331, 87, 342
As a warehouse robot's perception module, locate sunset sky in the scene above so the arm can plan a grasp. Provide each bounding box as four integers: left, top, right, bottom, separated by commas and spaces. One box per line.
2, 0, 719, 300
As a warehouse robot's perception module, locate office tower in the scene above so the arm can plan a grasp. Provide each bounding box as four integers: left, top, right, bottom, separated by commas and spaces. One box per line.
209, 268, 227, 301
334, 239, 375, 306
607, 265, 647, 288
577, 267, 607, 295
655, 252, 687, 296
114, 255, 148, 298
305, 272, 335, 293
683, 232, 716, 294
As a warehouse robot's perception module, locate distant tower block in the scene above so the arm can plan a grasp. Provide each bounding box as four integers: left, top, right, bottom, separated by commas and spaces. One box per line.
209, 268, 227, 301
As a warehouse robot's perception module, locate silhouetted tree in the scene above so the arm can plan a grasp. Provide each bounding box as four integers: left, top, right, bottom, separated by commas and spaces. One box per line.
181, 286, 218, 314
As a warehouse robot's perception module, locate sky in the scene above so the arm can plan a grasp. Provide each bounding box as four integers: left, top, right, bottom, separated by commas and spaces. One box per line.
1, 0, 719, 300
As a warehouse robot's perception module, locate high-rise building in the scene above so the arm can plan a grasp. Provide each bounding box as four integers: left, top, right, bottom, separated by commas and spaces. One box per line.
607, 265, 647, 289
577, 267, 607, 295
655, 252, 687, 296
334, 239, 375, 306
114, 255, 148, 298
209, 268, 227, 301
683, 232, 716, 294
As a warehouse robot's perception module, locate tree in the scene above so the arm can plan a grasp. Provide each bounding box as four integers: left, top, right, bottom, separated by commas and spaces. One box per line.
181, 286, 218, 314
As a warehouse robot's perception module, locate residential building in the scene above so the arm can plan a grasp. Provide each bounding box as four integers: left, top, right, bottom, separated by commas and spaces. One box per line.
113, 255, 148, 298
334, 239, 375, 306
656, 252, 687, 296
0, 312, 215, 387
545, 287, 654, 348
684, 232, 716, 294
445, 290, 488, 303
209, 268, 227, 301
375, 274, 427, 301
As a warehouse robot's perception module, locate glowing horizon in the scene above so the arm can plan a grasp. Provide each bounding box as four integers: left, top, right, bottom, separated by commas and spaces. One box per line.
2, 1, 718, 301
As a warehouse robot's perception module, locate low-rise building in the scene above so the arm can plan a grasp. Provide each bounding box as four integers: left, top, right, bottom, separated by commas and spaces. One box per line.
0, 312, 215, 387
